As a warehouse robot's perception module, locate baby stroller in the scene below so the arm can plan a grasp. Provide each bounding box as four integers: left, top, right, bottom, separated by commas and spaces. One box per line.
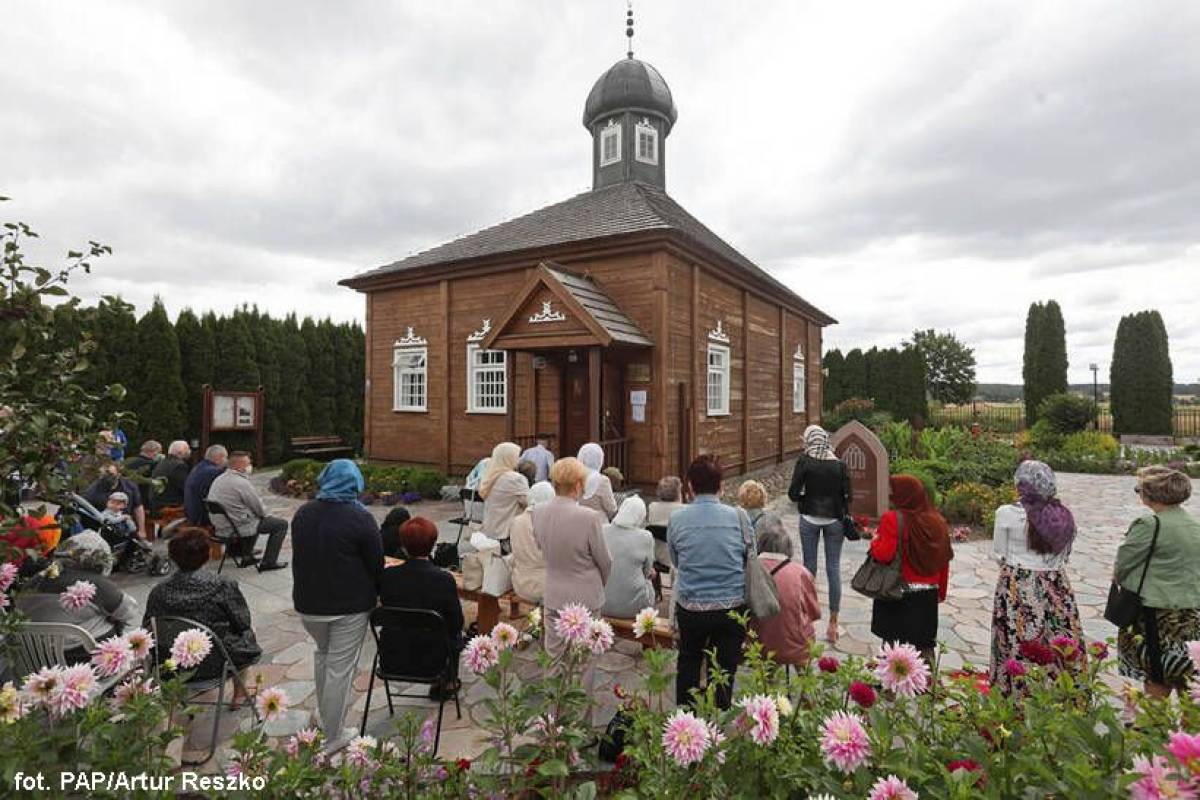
62, 493, 172, 576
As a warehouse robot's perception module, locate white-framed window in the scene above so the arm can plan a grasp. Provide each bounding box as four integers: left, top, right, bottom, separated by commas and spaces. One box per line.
600, 122, 622, 166
392, 347, 427, 412
467, 344, 507, 414
635, 120, 658, 165
793, 350, 807, 414
707, 343, 730, 416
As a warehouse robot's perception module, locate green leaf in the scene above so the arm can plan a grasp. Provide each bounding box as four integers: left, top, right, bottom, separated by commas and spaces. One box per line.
537, 759, 569, 778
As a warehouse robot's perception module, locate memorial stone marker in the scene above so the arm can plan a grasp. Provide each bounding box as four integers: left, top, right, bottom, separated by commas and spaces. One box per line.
831, 420, 890, 519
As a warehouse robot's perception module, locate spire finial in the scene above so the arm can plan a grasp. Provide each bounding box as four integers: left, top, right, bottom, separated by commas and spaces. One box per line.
625, 2, 634, 59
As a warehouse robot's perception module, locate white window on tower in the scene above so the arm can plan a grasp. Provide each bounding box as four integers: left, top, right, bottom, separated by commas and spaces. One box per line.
467, 344, 507, 414
707, 343, 730, 416
600, 122, 622, 166
635, 119, 658, 165
392, 347, 427, 412
793, 349, 807, 414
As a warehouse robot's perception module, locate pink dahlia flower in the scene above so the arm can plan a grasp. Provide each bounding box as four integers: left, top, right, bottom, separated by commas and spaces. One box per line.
91, 637, 135, 678
123, 628, 155, 660
1130, 755, 1189, 800
462, 634, 500, 674
738, 695, 780, 746
0, 561, 18, 593
59, 580, 97, 612
868, 774, 918, 800
633, 607, 658, 638
1167, 731, 1200, 777
255, 685, 289, 722
45, 664, 97, 716
661, 709, 710, 766
874, 642, 930, 698
1003, 658, 1027, 678
170, 628, 212, 669
820, 710, 871, 773
554, 603, 593, 648
112, 676, 157, 709
586, 619, 615, 655
490, 622, 520, 650
1188, 641, 1200, 673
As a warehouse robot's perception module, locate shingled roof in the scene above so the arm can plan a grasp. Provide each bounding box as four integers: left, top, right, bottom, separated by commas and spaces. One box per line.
342, 181, 834, 325
546, 266, 654, 347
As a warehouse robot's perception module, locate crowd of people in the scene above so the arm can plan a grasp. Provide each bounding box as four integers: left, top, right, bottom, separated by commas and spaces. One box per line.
17, 423, 1200, 754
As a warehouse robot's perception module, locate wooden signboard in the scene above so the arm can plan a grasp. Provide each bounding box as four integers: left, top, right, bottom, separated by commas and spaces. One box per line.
200, 384, 265, 463
831, 420, 889, 519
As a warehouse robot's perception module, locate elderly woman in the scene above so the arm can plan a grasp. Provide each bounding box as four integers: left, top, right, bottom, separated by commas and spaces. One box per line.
534, 457, 612, 722
601, 496, 656, 619
480, 442, 530, 552
990, 460, 1083, 692
868, 475, 953, 664
379, 517, 465, 699
578, 443, 618, 521
17, 532, 140, 662
291, 459, 383, 749
509, 481, 556, 604
668, 454, 748, 710
752, 515, 821, 668
788, 424, 852, 644
144, 527, 262, 682
1115, 466, 1200, 698
647, 476, 685, 568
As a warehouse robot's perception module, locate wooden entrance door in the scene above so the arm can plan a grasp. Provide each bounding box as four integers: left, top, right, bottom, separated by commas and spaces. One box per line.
563, 357, 590, 456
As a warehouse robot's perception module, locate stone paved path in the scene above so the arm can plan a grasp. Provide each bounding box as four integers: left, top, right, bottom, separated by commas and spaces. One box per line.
110, 471, 1199, 766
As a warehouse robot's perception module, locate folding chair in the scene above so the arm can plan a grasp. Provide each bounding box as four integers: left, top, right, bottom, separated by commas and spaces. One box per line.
203, 499, 252, 574
647, 524, 671, 601
148, 615, 258, 766
360, 607, 461, 753
439, 487, 483, 568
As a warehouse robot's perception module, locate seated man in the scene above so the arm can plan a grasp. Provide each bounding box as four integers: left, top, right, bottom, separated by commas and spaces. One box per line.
124, 439, 162, 481
144, 528, 262, 686
379, 517, 464, 699
519, 434, 555, 484
184, 444, 227, 527
206, 451, 288, 572
82, 464, 147, 541
151, 440, 192, 519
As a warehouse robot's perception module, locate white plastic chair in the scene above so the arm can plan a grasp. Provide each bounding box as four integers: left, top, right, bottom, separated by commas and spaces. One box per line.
9, 621, 99, 676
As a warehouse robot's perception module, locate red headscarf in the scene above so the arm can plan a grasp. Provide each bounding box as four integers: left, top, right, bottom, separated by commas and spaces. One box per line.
889, 476, 953, 575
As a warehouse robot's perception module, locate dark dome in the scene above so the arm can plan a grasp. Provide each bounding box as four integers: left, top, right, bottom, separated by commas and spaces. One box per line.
583, 57, 677, 131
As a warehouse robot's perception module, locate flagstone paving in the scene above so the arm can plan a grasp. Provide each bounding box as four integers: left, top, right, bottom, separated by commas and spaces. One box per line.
109, 471, 1199, 766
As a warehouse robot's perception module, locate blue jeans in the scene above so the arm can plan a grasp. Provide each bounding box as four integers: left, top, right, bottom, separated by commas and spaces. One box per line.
799, 517, 845, 614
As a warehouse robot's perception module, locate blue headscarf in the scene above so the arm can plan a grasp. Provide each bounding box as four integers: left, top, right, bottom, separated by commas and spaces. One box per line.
316, 459, 365, 505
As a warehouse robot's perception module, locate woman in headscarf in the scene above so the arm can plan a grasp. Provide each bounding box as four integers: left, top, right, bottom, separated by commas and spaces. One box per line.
989, 459, 1083, 692
868, 475, 953, 664
787, 424, 852, 643
290, 459, 383, 750
509, 480, 556, 604
480, 442, 529, 552
577, 442, 618, 521
601, 495, 656, 619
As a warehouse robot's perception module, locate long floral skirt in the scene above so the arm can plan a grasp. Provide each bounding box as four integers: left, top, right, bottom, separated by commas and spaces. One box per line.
1118, 606, 1200, 689
989, 564, 1083, 692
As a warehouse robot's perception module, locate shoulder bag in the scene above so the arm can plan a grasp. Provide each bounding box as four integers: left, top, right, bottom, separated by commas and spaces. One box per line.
851, 511, 906, 601
740, 509, 781, 619
1104, 516, 1161, 627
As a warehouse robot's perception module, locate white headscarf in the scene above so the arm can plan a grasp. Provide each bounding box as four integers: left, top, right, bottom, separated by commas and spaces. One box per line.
803, 425, 837, 460
528, 480, 556, 509
611, 495, 647, 529
578, 442, 605, 500
479, 442, 520, 499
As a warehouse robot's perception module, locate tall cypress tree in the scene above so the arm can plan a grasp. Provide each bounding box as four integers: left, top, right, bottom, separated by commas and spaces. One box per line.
822, 349, 845, 410
842, 349, 867, 401
129, 299, 187, 443
175, 309, 215, 441
898, 345, 928, 423
1111, 310, 1174, 436
348, 322, 365, 451
218, 313, 260, 392
1023, 300, 1069, 422
250, 310, 286, 463
90, 297, 139, 421
1022, 302, 1045, 422
302, 317, 336, 434
277, 313, 311, 444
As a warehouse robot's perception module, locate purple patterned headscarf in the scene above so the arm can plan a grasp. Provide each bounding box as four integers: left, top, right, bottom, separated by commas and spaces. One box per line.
1015, 460, 1076, 553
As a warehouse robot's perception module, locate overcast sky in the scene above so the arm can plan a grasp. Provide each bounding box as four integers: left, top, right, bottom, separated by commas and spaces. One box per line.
3, 1, 1198, 383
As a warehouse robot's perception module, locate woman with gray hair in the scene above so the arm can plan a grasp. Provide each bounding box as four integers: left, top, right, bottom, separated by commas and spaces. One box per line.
1114, 466, 1200, 698
750, 515, 821, 668
647, 476, 685, 568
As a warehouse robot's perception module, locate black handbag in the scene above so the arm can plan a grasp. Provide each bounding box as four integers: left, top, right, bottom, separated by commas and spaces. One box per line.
599, 709, 632, 762
841, 515, 862, 542
1104, 516, 1161, 627
431, 541, 459, 570
851, 512, 906, 601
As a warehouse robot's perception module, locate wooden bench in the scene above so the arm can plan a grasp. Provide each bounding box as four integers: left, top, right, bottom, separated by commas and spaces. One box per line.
452, 573, 531, 634
607, 615, 676, 649
288, 435, 354, 460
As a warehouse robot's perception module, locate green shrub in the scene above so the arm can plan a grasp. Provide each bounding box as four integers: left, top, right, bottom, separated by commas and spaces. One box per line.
280, 458, 323, 489
411, 468, 448, 498
1026, 418, 1063, 452
824, 397, 892, 432
358, 464, 448, 499
878, 421, 916, 461
941, 481, 994, 524
1060, 430, 1119, 462
1037, 392, 1097, 434
891, 460, 942, 506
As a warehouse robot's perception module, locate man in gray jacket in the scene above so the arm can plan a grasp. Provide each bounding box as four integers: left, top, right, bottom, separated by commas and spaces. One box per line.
207, 451, 289, 571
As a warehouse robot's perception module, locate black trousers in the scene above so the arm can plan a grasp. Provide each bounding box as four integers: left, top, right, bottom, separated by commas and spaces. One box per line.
675, 604, 746, 710
234, 516, 289, 567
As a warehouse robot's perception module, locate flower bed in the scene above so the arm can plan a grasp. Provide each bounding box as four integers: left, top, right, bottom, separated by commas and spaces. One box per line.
275, 459, 447, 502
